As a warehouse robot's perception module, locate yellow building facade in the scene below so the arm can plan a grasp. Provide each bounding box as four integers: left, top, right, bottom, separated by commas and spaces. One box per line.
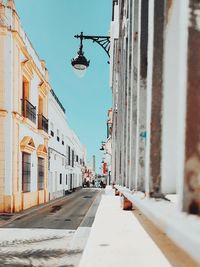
0, 0, 50, 212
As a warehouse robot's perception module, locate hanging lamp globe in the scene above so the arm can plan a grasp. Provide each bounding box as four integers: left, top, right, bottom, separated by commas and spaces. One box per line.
71, 53, 90, 70
71, 43, 90, 78
100, 145, 104, 151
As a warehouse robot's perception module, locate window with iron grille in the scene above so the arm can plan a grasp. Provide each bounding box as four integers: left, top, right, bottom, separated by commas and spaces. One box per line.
38, 114, 48, 133
21, 99, 36, 124
60, 173, 62, 184
22, 152, 31, 192
38, 157, 45, 190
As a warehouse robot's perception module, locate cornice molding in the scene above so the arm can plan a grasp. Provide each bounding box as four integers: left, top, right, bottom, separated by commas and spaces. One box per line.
0, 110, 8, 117
38, 81, 49, 97
21, 59, 34, 81
20, 136, 36, 153
37, 144, 48, 158
0, 27, 7, 35
12, 111, 23, 121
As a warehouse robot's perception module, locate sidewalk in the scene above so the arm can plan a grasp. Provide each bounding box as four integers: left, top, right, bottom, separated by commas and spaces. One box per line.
79, 186, 172, 267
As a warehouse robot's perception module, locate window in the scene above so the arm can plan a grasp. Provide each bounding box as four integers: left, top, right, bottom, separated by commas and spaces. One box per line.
22, 77, 36, 123
38, 157, 44, 190
68, 146, 71, 165
60, 173, 62, 184
66, 174, 67, 185
57, 129, 60, 142
50, 122, 54, 137
22, 152, 31, 192
22, 76, 30, 103
72, 150, 74, 167
76, 155, 79, 162
62, 134, 64, 145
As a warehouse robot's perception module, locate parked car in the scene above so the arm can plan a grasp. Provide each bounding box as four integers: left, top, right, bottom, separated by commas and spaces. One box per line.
82, 180, 90, 188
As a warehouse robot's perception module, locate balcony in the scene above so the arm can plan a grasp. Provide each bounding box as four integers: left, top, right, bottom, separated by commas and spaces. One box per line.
38, 114, 49, 133
22, 99, 36, 124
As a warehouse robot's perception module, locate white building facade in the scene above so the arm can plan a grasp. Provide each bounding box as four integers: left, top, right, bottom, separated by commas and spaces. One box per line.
0, 1, 50, 212
48, 90, 86, 200
0, 0, 87, 211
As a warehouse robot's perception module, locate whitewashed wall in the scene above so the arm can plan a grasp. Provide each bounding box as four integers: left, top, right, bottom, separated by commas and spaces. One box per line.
48, 92, 85, 200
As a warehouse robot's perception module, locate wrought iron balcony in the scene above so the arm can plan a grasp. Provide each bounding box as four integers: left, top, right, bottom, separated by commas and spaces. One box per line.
38, 114, 49, 133
21, 98, 36, 124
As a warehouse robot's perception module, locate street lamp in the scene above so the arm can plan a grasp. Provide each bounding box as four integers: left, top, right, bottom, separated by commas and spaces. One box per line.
71, 33, 90, 78
99, 141, 105, 151
71, 32, 110, 77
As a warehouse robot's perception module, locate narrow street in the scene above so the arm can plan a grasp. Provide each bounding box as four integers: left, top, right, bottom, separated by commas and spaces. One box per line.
0, 188, 102, 267
1, 188, 100, 230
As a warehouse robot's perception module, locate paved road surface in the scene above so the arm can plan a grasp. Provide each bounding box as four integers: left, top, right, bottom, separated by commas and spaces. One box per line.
0, 188, 102, 267
1, 188, 100, 230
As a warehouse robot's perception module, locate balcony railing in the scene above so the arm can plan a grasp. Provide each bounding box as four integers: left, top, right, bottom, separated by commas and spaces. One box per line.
38, 114, 49, 133
21, 99, 36, 124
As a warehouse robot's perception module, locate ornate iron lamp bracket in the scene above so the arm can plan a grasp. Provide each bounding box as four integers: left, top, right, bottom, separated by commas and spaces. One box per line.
74, 32, 110, 58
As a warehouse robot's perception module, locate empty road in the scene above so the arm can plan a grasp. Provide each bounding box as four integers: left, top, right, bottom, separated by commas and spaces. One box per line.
0, 188, 101, 230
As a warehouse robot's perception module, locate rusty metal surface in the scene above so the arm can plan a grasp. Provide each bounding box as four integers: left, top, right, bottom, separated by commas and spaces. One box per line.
149, 0, 165, 194
183, 0, 200, 214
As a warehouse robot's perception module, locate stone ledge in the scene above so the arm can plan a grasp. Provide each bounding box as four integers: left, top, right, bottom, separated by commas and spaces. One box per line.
115, 185, 200, 264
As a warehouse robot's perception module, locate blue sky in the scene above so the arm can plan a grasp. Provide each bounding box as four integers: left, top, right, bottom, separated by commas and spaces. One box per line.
14, 0, 112, 171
